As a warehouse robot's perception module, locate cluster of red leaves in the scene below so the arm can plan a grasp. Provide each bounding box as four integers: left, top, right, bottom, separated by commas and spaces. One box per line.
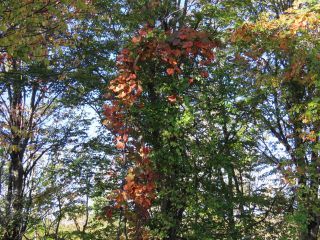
105, 145, 155, 221
103, 26, 216, 216
110, 27, 215, 100
116, 147, 156, 210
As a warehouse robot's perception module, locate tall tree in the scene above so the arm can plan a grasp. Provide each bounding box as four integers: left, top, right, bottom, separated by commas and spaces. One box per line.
0, 1, 97, 239
103, 1, 283, 239
232, 2, 320, 239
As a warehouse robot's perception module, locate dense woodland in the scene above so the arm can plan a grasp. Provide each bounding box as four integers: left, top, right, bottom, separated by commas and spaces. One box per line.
0, 0, 320, 239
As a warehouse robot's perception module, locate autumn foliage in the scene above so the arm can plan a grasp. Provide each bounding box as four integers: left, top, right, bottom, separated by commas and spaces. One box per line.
103, 26, 216, 223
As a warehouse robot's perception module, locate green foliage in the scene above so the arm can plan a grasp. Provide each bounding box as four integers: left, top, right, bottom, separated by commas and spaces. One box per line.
1, 1, 320, 240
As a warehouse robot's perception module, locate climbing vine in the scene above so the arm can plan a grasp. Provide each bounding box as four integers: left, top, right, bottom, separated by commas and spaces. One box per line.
103, 25, 216, 236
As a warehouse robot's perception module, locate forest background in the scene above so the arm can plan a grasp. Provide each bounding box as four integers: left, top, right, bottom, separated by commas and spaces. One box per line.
1, 0, 320, 239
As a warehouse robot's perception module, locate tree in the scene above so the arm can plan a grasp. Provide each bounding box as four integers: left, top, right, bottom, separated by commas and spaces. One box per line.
232, 2, 320, 239
1, 1, 320, 239
0, 1, 97, 239
103, 1, 285, 239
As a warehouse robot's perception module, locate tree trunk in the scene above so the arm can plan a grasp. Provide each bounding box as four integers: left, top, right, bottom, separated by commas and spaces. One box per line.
300, 217, 320, 240
3, 154, 24, 240
307, 219, 320, 240
166, 207, 184, 240
3, 77, 26, 240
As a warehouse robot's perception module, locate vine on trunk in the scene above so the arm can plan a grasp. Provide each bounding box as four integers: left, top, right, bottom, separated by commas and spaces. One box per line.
103, 25, 216, 236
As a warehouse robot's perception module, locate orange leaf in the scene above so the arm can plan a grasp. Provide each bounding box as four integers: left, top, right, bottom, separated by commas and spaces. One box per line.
166, 68, 175, 75
116, 141, 125, 150
117, 91, 127, 98
132, 36, 141, 44
125, 172, 135, 182
172, 49, 181, 57
116, 135, 122, 141
140, 146, 151, 157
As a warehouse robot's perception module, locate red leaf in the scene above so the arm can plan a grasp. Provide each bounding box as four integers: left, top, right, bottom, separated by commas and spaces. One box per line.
106, 208, 113, 218
106, 207, 112, 218
182, 41, 193, 48
167, 95, 177, 103
172, 49, 181, 57
200, 71, 209, 78
128, 73, 137, 79
172, 39, 181, 46
140, 146, 151, 156
121, 48, 130, 55
123, 134, 129, 143
138, 29, 147, 36
194, 41, 204, 48
179, 33, 187, 40
136, 84, 143, 95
